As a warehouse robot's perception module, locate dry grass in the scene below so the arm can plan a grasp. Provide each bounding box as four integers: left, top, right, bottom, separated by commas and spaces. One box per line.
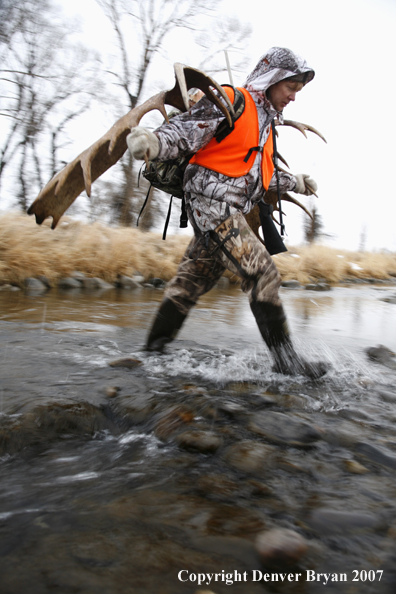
273, 244, 396, 284
1, 213, 395, 286
0, 213, 190, 286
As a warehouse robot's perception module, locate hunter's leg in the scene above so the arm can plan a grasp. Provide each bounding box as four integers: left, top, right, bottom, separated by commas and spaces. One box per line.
146, 234, 226, 351
211, 212, 329, 378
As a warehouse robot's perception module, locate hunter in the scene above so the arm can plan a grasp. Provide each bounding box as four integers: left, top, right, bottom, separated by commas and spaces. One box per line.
127, 47, 328, 378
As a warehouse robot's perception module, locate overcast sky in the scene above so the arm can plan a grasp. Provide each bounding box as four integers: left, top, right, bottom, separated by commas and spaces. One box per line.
50, 0, 396, 251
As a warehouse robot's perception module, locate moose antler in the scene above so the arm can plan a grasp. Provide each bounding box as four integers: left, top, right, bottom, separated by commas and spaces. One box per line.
27, 64, 234, 229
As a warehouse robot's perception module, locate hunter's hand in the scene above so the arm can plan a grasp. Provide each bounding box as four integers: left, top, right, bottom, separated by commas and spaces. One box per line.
127, 128, 160, 161
294, 173, 318, 196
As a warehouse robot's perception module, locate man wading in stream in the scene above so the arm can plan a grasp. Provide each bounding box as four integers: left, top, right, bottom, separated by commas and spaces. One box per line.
127, 47, 329, 379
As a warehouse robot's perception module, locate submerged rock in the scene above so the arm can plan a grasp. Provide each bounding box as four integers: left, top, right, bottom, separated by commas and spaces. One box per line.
108, 357, 142, 369
248, 411, 322, 447
0, 401, 115, 455
355, 442, 396, 470
174, 430, 223, 454
223, 440, 276, 474
343, 459, 370, 474
308, 509, 386, 535
366, 345, 396, 369
380, 293, 396, 304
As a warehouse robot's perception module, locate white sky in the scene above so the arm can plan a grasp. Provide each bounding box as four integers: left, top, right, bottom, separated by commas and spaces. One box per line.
24, 0, 396, 251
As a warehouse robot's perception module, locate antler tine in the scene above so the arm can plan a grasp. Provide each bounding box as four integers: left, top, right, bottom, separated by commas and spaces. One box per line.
281, 192, 314, 220
277, 152, 289, 168
280, 119, 327, 143
170, 64, 235, 126
304, 181, 318, 198
28, 64, 235, 229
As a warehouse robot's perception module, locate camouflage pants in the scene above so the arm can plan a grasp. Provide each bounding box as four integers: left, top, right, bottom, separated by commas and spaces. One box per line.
164, 211, 282, 316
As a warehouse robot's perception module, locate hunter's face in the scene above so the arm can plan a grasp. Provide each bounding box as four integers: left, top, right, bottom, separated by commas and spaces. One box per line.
267, 80, 304, 112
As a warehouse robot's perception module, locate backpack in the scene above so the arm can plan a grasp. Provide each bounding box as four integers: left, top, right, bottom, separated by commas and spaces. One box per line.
138, 85, 245, 239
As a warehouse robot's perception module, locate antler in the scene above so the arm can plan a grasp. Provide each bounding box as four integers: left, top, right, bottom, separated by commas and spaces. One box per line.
277, 119, 327, 143
27, 64, 234, 229
245, 119, 326, 245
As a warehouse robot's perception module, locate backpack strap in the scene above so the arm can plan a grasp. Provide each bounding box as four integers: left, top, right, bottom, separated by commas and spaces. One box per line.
162, 196, 173, 240
137, 184, 152, 227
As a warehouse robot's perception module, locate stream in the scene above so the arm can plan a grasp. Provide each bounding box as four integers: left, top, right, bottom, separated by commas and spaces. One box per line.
1, 282, 396, 593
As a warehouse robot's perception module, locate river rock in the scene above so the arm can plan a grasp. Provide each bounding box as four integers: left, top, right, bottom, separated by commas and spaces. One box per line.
308, 509, 386, 535
117, 275, 141, 289
105, 386, 120, 398
174, 430, 223, 454
71, 271, 86, 280
80, 276, 113, 290
24, 277, 48, 294
365, 345, 396, 369
95, 278, 115, 290
132, 274, 145, 284
108, 357, 142, 369
248, 411, 322, 447
223, 440, 276, 474
255, 528, 308, 566
58, 277, 82, 289
148, 277, 166, 288
305, 282, 331, 291
355, 441, 396, 470
343, 459, 370, 474
381, 293, 396, 304
36, 275, 51, 288
281, 280, 302, 288
153, 405, 196, 440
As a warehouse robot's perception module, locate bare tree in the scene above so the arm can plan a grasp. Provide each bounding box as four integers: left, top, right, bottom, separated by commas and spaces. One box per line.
95, 0, 251, 229
304, 202, 324, 244
195, 16, 252, 76
0, 0, 102, 208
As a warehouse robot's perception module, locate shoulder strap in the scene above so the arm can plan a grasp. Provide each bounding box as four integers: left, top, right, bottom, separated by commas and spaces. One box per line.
214, 85, 246, 143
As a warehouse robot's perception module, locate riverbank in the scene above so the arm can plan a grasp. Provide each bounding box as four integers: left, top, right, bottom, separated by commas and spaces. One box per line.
1, 213, 395, 288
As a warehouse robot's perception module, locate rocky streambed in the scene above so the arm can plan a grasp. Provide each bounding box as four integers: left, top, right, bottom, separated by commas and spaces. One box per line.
1, 284, 396, 593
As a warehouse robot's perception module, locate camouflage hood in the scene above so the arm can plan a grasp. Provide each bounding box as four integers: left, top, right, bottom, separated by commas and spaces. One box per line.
244, 47, 315, 97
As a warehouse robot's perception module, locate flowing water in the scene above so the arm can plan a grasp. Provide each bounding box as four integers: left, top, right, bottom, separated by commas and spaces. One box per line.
1, 282, 396, 593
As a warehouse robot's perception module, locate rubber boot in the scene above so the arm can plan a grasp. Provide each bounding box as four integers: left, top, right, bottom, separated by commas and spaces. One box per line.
250, 300, 329, 379
146, 298, 187, 351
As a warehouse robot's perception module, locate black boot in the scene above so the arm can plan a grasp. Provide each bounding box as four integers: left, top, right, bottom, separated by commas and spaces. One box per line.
146, 298, 187, 351
250, 300, 329, 379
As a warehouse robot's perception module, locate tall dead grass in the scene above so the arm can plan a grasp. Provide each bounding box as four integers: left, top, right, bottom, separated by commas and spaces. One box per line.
1, 213, 395, 286
0, 213, 190, 286
273, 244, 396, 284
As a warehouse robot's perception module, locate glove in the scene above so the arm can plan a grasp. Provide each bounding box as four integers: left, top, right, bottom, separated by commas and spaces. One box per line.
126, 127, 160, 160
294, 173, 317, 196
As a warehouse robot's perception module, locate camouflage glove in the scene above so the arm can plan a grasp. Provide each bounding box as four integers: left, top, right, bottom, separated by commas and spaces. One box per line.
294, 173, 317, 196
127, 127, 160, 161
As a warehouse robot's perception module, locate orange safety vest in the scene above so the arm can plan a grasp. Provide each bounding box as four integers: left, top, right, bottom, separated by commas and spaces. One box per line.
189, 86, 275, 190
